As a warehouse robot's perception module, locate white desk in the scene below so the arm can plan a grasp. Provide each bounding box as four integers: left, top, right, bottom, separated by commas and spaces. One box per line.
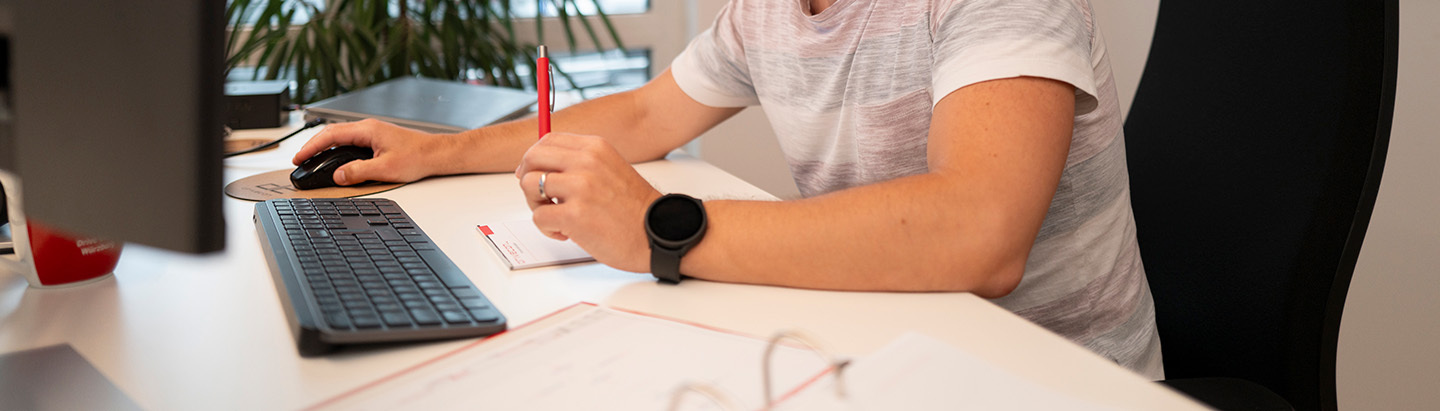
0, 123, 1204, 410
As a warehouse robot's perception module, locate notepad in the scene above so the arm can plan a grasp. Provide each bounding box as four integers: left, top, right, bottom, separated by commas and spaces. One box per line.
477, 219, 595, 269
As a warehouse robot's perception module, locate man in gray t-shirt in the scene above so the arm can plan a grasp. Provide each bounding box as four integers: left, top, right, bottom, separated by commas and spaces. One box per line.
295, 0, 1163, 379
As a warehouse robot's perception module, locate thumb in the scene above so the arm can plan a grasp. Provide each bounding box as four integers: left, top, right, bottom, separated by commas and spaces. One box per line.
333, 160, 373, 186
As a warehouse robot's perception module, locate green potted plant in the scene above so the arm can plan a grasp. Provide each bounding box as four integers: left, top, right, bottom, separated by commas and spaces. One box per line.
225, 0, 625, 104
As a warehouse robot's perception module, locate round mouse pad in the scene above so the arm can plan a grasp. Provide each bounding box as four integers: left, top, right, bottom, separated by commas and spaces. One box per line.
225, 169, 406, 201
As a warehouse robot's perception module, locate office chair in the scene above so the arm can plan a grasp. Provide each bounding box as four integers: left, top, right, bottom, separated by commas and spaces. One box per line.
1122, 1, 1397, 410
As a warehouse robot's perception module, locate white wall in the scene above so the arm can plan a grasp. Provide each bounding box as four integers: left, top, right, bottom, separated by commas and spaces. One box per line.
684, 1, 1440, 409
1088, 1, 1158, 119
1336, 1, 1440, 409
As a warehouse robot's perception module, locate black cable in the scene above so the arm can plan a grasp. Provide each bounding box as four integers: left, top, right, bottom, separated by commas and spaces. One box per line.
224, 118, 328, 158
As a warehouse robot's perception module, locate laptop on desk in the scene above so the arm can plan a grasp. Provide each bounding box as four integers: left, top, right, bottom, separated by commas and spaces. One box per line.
303, 77, 537, 134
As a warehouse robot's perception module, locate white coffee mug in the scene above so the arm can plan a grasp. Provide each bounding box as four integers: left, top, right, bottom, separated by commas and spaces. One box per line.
1, 170, 123, 288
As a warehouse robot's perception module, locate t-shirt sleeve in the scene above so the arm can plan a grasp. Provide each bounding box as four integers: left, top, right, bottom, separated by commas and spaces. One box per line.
669, 2, 761, 108
930, 0, 1098, 108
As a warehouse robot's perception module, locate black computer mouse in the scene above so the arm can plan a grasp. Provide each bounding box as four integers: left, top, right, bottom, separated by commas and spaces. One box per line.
290, 145, 374, 190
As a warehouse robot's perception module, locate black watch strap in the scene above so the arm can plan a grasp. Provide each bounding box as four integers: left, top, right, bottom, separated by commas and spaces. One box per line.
650, 246, 685, 284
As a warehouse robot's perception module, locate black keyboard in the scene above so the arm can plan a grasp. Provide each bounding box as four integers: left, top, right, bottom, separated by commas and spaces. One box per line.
254, 198, 506, 357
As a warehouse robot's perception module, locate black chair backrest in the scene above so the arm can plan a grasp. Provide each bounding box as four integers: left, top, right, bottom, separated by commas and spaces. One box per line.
1123, 2, 1397, 410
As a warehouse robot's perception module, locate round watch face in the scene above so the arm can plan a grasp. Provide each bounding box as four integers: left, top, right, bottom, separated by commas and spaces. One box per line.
648, 195, 704, 242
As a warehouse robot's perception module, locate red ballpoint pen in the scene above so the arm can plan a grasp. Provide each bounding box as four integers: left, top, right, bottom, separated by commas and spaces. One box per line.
537, 45, 551, 139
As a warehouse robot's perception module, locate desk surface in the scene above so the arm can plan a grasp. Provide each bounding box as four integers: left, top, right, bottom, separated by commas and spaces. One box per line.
0, 121, 1203, 410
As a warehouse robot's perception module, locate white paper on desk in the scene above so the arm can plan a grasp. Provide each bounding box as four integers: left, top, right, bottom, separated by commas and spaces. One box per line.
312, 304, 833, 411
477, 219, 594, 269
777, 332, 1119, 411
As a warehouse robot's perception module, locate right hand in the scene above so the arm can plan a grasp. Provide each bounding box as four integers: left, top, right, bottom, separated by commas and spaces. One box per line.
292, 119, 454, 186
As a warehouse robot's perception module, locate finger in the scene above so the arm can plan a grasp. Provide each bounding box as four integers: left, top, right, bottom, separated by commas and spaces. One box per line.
293, 126, 340, 165
332, 158, 386, 186
531, 204, 571, 241
292, 121, 375, 165
515, 141, 583, 178
514, 133, 611, 178
520, 170, 570, 209
519, 171, 542, 207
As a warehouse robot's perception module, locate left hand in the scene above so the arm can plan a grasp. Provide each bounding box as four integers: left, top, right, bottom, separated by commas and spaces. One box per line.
516, 133, 662, 273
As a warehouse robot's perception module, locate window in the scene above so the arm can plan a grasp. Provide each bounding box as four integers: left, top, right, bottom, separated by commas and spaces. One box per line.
229, 1, 688, 104
510, 0, 649, 17
234, 1, 650, 25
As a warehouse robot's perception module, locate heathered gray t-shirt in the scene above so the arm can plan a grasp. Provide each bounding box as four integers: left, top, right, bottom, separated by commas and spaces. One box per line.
670, 0, 1164, 378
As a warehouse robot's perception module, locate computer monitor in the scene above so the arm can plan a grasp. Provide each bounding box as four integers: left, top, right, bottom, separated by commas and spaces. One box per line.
0, 0, 226, 253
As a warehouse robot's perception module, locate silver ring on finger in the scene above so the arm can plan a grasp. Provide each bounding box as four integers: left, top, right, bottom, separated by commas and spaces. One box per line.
539, 171, 552, 203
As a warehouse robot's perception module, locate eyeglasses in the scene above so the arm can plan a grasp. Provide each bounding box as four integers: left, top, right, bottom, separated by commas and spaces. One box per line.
667, 329, 850, 411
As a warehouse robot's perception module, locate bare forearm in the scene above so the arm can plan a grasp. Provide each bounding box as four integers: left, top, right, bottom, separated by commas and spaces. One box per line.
681, 172, 1039, 296
676, 78, 1075, 295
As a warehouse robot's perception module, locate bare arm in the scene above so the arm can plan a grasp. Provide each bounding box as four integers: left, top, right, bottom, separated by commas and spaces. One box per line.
517, 76, 1074, 297
293, 69, 741, 184
683, 77, 1074, 296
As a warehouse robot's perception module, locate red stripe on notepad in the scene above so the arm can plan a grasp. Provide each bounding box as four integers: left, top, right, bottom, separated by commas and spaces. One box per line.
478, 225, 494, 235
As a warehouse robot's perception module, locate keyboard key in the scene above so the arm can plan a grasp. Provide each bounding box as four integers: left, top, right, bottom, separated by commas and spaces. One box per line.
339, 293, 368, 302
325, 313, 351, 329
377, 229, 402, 241
452, 288, 481, 299
352, 315, 382, 329
382, 312, 412, 327
412, 309, 442, 325
441, 310, 471, 324
469, 309, 500, 323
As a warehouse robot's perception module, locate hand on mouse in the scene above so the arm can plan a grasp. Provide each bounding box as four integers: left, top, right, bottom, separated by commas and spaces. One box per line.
293, 119, 458, 186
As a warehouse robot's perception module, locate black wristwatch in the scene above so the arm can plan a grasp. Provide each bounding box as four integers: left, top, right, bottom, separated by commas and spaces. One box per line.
644, 193, 707, 284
